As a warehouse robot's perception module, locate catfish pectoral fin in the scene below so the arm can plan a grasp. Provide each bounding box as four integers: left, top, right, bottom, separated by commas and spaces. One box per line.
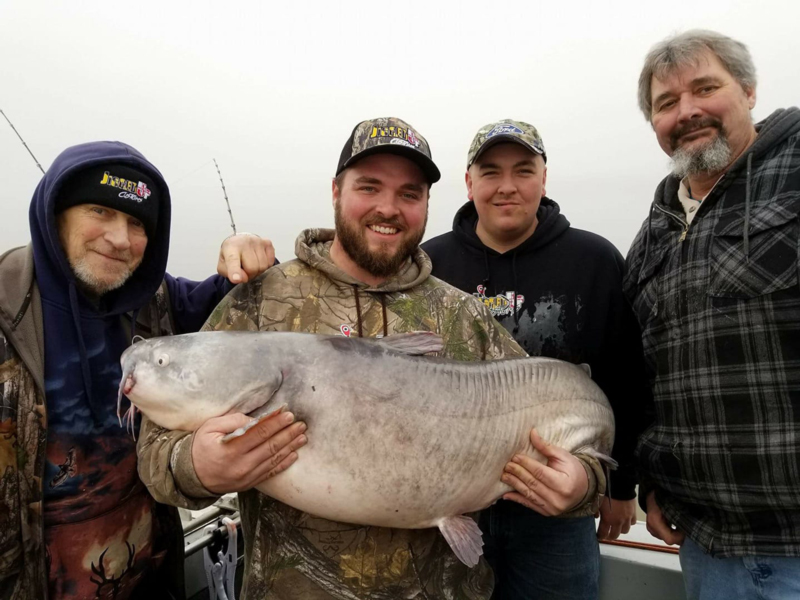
437, 515, 484, 568
220, 403, 289, 443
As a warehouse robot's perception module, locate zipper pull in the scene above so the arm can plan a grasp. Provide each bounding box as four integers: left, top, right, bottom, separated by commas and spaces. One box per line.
679, 229, 688, 242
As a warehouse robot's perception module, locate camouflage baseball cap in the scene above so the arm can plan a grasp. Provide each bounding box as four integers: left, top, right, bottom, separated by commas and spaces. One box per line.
466, 119, 547, 168
336, 117, 441, 184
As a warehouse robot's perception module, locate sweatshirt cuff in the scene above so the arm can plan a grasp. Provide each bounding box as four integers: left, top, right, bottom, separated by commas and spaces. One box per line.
561, 453, 606, 518
171, 434, 218, 500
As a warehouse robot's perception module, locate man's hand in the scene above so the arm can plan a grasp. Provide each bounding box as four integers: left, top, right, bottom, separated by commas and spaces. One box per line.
501, 429, 590, 516
645, 490, 685, 546
596, 497, 637, 540
217, 233, 275, 284
192, 410, 307, 494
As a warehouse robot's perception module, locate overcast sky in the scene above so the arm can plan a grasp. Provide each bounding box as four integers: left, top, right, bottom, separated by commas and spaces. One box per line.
2, 0, 798, 280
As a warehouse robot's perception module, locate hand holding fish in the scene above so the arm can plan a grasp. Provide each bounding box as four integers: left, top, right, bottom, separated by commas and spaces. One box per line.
192, 410, 308, 494
501, 429, 590, 516
217, 233, 275, 284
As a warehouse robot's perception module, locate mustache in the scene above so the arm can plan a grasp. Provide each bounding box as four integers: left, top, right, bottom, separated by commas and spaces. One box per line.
670, 117, 724, 149
365, 216, 405, 230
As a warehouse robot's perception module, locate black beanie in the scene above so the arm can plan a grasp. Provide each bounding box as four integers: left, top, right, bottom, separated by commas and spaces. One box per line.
57, 164, 160, 238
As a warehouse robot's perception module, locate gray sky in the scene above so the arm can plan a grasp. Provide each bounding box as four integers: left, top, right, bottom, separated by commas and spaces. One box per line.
2, 0, 798, 280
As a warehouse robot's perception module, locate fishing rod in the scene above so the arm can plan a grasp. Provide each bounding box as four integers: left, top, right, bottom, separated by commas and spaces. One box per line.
0, 109, 45, 174
213, 158, 237, 235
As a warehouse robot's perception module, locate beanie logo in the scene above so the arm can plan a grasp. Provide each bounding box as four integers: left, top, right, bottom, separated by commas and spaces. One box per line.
485, 124, 524, 139
99, 171, 152, 200
118, 192, 143, 203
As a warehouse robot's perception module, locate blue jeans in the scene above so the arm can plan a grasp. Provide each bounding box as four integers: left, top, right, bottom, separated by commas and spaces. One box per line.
680, 537, 800, 600
479, 500, 599, 600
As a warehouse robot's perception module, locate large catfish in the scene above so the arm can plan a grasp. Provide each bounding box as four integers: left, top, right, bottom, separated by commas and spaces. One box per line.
119, 331, 614, 567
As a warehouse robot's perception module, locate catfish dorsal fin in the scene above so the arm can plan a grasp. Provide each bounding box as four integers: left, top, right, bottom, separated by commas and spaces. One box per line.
437, 515, 484, 568
579, 363, 592, 378
375, 332, 444, 355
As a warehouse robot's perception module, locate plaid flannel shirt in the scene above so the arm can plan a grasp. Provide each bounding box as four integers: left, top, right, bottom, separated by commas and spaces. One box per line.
624, 108, 800, 558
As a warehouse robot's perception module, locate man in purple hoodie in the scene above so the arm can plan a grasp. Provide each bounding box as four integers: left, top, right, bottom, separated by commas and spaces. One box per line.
0, 141, 286, 599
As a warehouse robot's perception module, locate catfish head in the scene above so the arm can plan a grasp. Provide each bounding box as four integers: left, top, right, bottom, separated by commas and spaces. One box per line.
118, 332, 284, 432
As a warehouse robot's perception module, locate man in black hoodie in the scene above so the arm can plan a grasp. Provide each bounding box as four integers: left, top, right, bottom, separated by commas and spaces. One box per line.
423, 120, 649, 600
625, 30, 800, 599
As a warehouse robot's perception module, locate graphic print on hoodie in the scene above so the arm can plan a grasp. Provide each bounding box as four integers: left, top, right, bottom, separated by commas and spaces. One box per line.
422, 198, 650, 499
29, 141, 232, 598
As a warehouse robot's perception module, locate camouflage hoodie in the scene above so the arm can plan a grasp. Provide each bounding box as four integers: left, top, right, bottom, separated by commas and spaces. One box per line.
138, 229, 604, 600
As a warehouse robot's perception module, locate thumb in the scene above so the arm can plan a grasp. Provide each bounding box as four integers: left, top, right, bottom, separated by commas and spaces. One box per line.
199, 412, 253, 436
530, 429, 556, 458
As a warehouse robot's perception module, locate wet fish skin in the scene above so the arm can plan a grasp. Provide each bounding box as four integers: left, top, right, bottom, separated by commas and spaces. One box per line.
120, 331, 614, 566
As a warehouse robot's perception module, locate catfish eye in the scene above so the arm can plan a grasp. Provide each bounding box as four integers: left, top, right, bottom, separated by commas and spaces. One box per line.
157, 354, 170, 367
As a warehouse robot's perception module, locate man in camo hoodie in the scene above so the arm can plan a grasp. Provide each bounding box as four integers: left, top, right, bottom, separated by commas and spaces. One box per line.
138, 117, 607, 599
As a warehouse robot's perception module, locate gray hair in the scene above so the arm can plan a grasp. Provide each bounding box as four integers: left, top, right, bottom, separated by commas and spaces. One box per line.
637, 29, 757, 121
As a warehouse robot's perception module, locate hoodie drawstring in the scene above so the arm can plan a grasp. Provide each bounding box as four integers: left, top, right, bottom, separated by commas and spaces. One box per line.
68, 282, 103, 424
511, 250, 521, 335
352, 285, 363, 337
743, 153, 753, 260
379, 294, 388, 338
481, 248, 521, 333
481, 250, 491, 290
130, 309, 140, 341
351, 285, 389, 338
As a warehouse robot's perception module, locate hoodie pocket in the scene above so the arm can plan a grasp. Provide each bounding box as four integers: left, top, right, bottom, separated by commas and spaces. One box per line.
709, 199, 799, 299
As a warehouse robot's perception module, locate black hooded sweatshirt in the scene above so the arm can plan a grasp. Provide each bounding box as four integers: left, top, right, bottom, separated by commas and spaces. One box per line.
423, 198, 650, 499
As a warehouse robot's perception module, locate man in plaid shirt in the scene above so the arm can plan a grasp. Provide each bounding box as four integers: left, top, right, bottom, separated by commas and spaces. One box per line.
624, 30, 800, 599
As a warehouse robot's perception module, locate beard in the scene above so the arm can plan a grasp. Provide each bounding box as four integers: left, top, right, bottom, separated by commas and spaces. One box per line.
669, 117, 733, 178
69, 252, 138, 296
334, 203, 427, 279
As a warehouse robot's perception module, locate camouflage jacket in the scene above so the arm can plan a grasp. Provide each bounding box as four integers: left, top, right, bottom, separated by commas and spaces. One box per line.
138, 229, 606, 600
0, 245, 183, 600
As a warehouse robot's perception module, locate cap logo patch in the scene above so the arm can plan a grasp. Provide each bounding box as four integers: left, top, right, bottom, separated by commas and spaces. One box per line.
369, 125, 420, 148
99, 171, 152, 200
485, 124, 524, 139
389, 138, 416, 149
